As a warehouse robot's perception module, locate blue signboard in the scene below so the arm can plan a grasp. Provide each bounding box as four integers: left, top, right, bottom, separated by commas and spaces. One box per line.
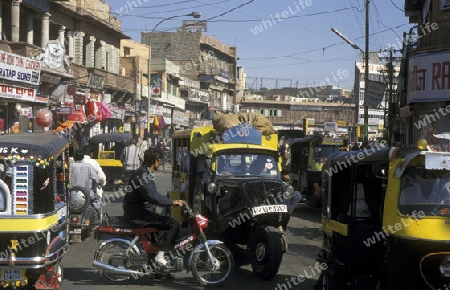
56, 107, 72, 115
222, 124, 262, 145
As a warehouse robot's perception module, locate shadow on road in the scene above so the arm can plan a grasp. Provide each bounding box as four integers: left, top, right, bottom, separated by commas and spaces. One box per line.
63, 266, 205, 288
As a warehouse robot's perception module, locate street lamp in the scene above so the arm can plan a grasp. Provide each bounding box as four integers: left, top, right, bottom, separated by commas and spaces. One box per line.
330, 0, 369, 143
146, 12, 201, 133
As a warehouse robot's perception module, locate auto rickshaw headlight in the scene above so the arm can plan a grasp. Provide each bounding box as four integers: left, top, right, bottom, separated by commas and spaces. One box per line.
286, 185, 294, 195
416, 138, 428, 150
440, 257, 450, 277
207, 182, 217, 193
283, 185, 294, 199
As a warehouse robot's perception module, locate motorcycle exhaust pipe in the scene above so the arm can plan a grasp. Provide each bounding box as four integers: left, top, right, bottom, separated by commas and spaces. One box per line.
92, 260, 149, 276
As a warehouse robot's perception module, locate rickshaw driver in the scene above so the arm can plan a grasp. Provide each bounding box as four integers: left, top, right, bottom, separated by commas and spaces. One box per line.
217, 157, 232, 176
123, 147, 185, 268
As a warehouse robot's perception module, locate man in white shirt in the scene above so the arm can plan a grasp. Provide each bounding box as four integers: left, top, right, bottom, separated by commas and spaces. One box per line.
83, 147, 107, 197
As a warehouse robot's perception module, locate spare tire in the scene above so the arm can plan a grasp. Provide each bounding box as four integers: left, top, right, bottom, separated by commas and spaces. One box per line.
69, 186, 90, 213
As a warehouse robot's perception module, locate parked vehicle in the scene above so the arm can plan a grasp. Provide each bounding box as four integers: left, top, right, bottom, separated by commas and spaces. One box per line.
288, 134, 345, 207
92, 202, 234, 286
88, 133, 132, 190
0, 133, 70, 289
316, 141, 450, 290
170, 123, 293, 280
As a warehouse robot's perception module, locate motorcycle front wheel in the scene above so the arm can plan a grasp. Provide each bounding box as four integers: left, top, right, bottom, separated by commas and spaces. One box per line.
94, 240, 140, 284
191, 244, 234, 286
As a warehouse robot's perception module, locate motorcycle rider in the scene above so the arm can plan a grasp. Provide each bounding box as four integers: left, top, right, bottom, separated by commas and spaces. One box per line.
70, 149, 102, 219
122, 147, 185, 269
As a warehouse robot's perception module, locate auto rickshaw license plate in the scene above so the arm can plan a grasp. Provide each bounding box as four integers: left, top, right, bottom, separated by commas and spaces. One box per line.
1, 269, 25, 281
252, 205, 288, 216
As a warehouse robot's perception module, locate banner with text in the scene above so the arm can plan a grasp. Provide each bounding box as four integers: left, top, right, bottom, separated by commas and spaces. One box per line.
0, 51, 41, 85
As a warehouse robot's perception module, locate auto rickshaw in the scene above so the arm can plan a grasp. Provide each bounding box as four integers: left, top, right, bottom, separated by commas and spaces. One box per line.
0, 132, 70, 289
316, 140, 450, 290
88, 132, 132, 190
170, 122, 293, 280
288, 134, 345, 207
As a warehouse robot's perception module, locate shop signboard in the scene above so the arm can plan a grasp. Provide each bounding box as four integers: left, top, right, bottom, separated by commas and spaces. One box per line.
0, 84, 36, 102
408, 51, 450, 103
0, 51, 41, 85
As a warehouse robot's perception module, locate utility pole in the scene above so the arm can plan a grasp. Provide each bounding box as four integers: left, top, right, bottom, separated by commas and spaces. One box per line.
363, 0, 369, 144
380, 48, 402, 144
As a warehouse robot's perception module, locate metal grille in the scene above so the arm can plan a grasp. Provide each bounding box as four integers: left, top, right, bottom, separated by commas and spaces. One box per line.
242, 180, 284, 207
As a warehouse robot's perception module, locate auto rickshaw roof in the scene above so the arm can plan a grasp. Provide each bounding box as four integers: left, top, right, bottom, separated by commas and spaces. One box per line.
289, 135, 322, 146
0, 133, 69, 158
89, 133, 132, 143
324, 147, 390, 167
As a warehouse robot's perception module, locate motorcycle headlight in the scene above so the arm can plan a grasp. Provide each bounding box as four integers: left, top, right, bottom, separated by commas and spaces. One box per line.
207, 182, 217, 193
440, 257, 450, 277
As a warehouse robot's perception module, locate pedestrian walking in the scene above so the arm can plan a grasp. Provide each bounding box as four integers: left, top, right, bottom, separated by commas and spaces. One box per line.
120, 137, 141, 177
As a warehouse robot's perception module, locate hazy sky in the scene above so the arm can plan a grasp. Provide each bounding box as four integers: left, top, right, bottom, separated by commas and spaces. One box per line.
106, 0, 413, 90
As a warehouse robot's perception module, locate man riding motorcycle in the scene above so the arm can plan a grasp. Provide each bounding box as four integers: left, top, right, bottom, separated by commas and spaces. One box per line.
122, 147, 184, 269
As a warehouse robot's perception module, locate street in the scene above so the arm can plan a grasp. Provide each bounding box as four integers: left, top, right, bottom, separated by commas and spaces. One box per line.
60, 169, 323, 290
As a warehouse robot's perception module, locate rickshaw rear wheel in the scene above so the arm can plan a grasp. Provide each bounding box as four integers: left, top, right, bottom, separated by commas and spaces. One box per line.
248, 227, 283, 280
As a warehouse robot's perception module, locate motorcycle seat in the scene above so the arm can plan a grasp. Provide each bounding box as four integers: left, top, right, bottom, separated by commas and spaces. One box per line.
101, 215, 169, 232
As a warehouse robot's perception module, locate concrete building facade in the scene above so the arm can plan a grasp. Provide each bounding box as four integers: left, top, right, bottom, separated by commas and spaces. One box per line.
0, 0, 136, 145
141, 29, 239, 128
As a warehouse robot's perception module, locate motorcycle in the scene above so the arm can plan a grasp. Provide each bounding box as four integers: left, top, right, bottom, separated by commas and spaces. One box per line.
92, 202, 234, 286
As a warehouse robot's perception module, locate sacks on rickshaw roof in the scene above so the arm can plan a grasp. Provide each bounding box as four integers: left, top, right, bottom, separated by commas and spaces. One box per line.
212, 111, 277, 136
212, 111, 241, 132
238, 112, 277, 135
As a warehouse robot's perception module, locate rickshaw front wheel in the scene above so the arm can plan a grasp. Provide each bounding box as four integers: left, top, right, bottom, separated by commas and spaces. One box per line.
248, 227, 283, 280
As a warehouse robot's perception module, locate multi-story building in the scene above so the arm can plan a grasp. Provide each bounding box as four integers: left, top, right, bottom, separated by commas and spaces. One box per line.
120, 38, 187, 140
401, 0, 450, 151
240, 85, 356, 136
141, 28, 238, 128
0, 0, 135, 146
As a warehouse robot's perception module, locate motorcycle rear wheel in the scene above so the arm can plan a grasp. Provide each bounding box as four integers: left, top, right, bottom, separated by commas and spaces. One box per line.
94, 240, 140, 284
191, 244, 234, 286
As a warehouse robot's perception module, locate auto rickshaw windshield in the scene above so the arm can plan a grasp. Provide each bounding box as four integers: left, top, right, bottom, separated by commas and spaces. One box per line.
399, 167, 450, 217
216, 153, 279, 177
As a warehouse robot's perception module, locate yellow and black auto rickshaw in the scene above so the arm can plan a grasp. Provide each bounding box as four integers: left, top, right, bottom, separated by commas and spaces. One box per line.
316, 141, 450, 290
170, 123, 293, 280
288, 134, 345, 207
0, 133, 70, 289
88, 132, 132, 190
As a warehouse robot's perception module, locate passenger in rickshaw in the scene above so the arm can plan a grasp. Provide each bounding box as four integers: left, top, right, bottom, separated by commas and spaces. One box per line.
71, 150, 102, 219
400, 170, 436, 204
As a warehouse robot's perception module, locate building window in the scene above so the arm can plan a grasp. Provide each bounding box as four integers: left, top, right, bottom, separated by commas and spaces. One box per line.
440, 0, 450, 10
124, 46, 131, 56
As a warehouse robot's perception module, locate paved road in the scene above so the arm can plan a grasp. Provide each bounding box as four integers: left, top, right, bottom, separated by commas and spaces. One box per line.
60, 169, 323, 290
